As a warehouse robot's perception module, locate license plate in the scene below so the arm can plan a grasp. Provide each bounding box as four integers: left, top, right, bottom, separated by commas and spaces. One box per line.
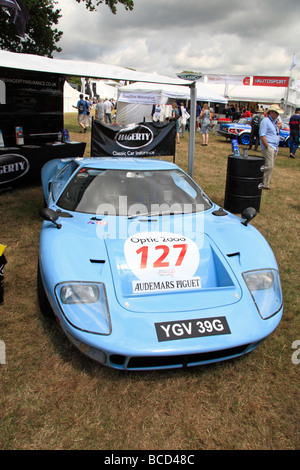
155, 316, 231, 342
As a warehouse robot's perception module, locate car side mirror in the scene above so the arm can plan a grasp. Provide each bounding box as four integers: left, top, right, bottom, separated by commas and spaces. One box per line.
241, 207, 257, 226
40, 208, 62, 229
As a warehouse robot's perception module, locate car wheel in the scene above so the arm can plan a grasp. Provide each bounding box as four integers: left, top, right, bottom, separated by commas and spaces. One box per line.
37, 263, 55, 319
238, 133, 250, 145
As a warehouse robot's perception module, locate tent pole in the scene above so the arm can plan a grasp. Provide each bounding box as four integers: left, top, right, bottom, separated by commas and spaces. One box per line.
188, 81, 196, 176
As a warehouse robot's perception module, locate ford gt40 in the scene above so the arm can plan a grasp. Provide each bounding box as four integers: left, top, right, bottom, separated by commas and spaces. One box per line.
38, 157, 283, 370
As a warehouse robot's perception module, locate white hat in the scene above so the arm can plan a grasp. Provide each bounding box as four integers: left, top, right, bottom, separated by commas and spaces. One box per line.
267, 104, 284, 114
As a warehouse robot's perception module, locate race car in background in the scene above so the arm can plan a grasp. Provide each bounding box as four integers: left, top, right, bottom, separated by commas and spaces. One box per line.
215, 118, 290, 147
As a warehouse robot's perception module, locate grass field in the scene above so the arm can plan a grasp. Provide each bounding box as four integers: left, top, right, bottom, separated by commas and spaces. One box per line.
0, 112, 299, 450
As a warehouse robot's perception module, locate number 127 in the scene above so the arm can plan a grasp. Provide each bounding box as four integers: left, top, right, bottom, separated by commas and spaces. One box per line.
136, 244, 187, 269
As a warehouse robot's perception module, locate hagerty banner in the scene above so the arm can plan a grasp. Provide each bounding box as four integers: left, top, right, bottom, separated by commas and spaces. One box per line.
91, 120, 176, 158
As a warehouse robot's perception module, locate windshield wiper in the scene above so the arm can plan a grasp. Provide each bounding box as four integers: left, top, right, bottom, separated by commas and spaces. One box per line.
127, 209, 183, 219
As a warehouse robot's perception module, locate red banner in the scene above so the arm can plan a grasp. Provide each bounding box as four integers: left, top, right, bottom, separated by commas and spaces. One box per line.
253, 76, 289, 87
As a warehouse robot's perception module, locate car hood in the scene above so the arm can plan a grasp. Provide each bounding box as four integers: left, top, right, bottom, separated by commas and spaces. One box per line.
104, 214, 243, 313
43, 210, 276, 315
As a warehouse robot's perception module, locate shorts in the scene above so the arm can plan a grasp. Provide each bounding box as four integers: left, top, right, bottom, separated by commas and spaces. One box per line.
78, 114, 85, 124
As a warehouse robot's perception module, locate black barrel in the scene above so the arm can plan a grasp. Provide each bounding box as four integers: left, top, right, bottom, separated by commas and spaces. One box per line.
224, 154, 265, 213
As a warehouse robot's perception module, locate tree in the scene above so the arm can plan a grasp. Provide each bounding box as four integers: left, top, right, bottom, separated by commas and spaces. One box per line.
0, 0, 135, 58
0, 0, 63, 57
76, 0, 134, 14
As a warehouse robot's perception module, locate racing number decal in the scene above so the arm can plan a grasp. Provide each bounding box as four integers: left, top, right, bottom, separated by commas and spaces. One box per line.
136, 243, 187, 269
124, 233, 201, 294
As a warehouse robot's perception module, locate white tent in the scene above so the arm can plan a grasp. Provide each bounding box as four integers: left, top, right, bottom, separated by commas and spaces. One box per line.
203, 81, 300, 114
0, 50, 198, 176
63, 81, 81, 113
0, 50, 193, 86
91, 79, 118, 100
116, 81, 227, 125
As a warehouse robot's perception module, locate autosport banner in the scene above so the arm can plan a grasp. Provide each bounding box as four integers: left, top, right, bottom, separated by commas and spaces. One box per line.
91, 120, 176, 158
253, 76, 290, 87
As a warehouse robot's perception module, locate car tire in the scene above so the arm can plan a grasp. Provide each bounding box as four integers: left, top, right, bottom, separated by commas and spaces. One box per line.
238, 133, 251, 145
37, 263, 55, 319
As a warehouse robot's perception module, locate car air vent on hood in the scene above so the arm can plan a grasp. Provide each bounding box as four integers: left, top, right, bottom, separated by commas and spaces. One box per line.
90, 259, 106, 264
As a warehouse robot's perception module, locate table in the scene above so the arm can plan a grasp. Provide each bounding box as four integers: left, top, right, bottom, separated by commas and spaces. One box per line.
0, 142, 86, 189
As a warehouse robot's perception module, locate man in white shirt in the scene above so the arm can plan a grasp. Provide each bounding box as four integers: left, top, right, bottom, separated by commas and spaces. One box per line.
259, 104, 284, 190
95, 99, 104, 122
104, 99, 113, 124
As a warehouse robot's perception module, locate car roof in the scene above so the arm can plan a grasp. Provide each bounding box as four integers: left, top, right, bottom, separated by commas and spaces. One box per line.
74, 157, 179, 171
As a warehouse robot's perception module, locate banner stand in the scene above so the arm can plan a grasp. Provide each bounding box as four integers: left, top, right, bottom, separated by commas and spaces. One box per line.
91, 118, 176, 162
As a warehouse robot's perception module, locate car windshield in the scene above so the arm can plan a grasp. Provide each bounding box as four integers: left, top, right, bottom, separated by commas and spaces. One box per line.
57, 168, 212, 216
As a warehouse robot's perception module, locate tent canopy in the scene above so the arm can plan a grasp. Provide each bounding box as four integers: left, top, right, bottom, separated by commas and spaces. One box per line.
0, 50, 198, 176
0, 50, 193, 86
206, 83, 300, 109
118, 81, 227, 104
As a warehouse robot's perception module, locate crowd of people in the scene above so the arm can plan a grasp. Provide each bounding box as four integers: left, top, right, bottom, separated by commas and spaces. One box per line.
73, 94, 117, 133
73, 94, 299, 191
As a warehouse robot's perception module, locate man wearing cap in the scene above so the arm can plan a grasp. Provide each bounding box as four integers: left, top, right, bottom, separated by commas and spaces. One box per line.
259, 104, 284, 190
289, 108, 300, 158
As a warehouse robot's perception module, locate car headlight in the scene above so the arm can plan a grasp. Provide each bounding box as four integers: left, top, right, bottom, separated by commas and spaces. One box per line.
55, 282, 111, 335
60, 284, 99, 304
243, 269, 283, 319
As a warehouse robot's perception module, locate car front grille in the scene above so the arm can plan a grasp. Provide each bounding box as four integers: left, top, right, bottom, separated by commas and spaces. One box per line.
109, 343, 254, 371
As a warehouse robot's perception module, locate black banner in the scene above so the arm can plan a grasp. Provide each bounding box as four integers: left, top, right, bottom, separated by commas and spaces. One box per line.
91, 120, 176, 159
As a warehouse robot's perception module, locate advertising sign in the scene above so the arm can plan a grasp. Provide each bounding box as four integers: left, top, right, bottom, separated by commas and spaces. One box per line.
91, 120, 176, 158
206, 75, 250, 85
253, 76, 290, 87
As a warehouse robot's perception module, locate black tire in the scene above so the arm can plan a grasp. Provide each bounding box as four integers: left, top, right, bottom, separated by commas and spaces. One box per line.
37, 263, 55, 319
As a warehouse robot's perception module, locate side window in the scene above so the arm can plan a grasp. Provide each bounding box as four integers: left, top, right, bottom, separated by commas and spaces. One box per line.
52, 161, 79, 201
171, 170, 197, 199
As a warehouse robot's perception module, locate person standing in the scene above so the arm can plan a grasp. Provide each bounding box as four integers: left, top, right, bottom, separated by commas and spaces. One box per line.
84, 96, 91, 129
170, 102, 180, 144
199, 103, 211, 146
259, 104, 284, 190
95, 98, 105, 122
289, 108, 300, 158
196, 103, 201, 130
179, 103, 189, 138
104, 98, 113, 124
73, 94, 87, 133
249, 109, 264, 151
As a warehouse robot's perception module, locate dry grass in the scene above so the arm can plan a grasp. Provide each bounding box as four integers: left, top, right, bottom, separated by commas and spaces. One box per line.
0, 113, 299, 450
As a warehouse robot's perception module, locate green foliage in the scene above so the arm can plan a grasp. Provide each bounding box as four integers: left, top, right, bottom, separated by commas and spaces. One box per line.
76, 0, 134, 14
0, 0, 135, 57
0, 0, 62, 57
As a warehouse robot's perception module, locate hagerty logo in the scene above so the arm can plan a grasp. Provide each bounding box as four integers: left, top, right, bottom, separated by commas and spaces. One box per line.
0, 154, 29, 184
115, 124, 153, 149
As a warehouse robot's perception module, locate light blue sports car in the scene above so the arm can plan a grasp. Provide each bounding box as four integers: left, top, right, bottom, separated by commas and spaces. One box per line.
38, 157, 283, 370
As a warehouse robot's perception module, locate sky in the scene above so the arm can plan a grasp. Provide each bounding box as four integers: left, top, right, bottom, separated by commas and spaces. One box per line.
54, 0, 300, 81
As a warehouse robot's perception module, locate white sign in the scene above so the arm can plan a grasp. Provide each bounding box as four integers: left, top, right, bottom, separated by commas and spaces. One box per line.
206, 75, 250, 86
124, 232, 200, 294
119, 92, 157, 104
